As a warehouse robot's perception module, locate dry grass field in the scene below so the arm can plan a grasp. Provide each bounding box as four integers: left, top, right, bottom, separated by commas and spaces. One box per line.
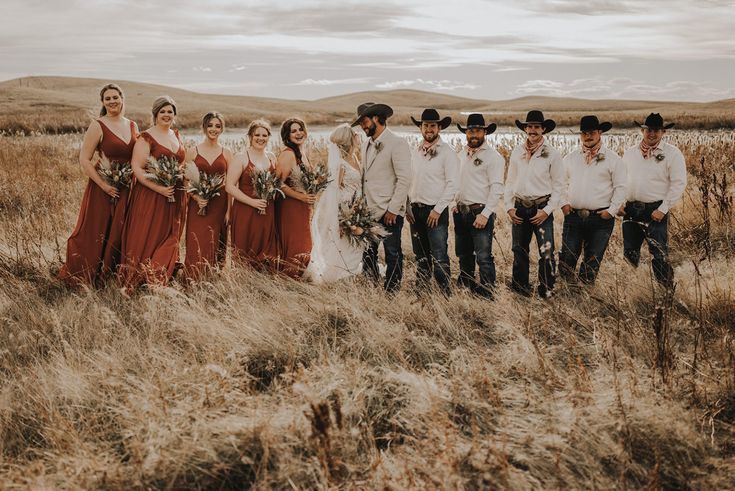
2, 76, 735, 135
0, 128, 734, 489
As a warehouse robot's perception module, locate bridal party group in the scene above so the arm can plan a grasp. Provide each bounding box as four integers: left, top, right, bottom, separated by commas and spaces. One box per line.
58, 83, 687, 297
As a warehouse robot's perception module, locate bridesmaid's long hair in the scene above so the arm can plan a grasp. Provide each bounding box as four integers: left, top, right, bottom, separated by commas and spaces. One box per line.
99, 83, 124, 117
329, 123, 356, 161
280, 118, 306, 163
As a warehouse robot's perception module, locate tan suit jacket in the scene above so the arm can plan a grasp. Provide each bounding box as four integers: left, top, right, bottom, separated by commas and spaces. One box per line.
360, 128, 412, 218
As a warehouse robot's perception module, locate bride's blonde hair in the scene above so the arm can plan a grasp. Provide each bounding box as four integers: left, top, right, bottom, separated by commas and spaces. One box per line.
329, 124, 356, 161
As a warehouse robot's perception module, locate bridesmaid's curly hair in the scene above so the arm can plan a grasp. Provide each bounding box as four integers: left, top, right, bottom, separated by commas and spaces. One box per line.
99, 83, 124, 117
247, 119, 271, 143
280, 118, 306, 162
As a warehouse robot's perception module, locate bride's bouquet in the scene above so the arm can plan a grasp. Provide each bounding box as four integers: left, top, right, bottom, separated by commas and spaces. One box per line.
299, 160, 331, 196
338, 193, 389, 248
145, 155, 183, 203
96, 152, 133, 205
185, 161, 225, 215
251, 167, 285, 215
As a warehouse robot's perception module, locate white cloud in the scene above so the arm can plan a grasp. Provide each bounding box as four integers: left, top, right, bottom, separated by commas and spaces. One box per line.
376, 79, 479, 91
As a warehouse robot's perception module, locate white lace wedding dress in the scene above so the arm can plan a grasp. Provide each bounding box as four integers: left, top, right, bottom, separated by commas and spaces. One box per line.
305, 143, 364, 283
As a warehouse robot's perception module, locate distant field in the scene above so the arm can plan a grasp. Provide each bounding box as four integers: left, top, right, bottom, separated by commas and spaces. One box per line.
2, 76, 734, 134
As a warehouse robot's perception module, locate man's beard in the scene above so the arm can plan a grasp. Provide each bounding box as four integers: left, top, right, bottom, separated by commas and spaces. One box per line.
423, 133, 439, 143
366, 122, 377, 137
467, 137, 483, 148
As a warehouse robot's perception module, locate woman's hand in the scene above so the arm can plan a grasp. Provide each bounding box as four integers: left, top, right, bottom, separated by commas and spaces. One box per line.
251, 198, 268, 213
157, 185, 175, 200
192, 194, 208, 209
101, 182, 120, 198
300, 193, 317, 205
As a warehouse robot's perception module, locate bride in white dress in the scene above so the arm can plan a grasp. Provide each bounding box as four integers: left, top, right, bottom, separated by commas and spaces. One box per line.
305, 124, 364, 283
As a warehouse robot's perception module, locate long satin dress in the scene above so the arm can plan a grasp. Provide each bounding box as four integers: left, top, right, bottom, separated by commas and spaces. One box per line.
58, 119, 137, 286
275, 148, 312, 278
230, 152, 278, 270
183, 147, 228, 279
118, 130, 186, 289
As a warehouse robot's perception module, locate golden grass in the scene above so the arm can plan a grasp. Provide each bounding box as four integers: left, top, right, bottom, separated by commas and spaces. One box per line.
0, 130, 734, 488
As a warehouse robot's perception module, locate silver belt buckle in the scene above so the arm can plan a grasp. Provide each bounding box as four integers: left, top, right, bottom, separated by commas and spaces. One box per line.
578, 209, 590, 219
520, 198, 533, 208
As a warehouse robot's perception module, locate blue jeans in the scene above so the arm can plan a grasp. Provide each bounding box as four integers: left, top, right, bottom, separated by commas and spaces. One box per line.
622, 201, 673, 287
559, 211, 615, 284
511, 205, 556, 296
363, 215, 404, 293
453, 208, 495, 297
410, 205, 450, 293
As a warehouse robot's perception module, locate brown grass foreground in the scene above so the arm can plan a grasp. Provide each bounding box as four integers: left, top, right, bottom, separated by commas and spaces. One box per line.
0, 132, 734, 489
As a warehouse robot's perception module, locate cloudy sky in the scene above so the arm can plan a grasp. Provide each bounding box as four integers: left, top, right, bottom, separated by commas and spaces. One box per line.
2, 0, 734, 101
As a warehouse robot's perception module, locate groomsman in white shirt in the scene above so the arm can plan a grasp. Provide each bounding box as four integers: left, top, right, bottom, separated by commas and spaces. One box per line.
453, 114, 504, 298
406, 109, 458, 294
505, 110, 565, 298
619, 113, 687, 288
560, 116, 627, 285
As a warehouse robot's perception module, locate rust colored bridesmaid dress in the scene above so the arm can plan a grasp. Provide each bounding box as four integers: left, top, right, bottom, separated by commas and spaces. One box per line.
230, 151, 278, 270
275, 148, 312, 278
118, 131, 186, 289
58, 119, 137, 287
183, 147, 228, 279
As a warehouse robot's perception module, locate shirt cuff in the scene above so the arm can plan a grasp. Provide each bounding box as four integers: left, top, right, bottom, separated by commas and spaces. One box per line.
657, 202, 670, 214
542, 204, 553, 215
481, 206, 493, 218
433, 203, 448, 214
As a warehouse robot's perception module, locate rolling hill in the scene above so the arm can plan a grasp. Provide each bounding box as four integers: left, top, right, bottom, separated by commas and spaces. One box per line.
0, 76, 732, 132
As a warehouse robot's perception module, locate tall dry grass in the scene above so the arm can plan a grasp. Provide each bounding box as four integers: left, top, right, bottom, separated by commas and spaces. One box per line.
0, 131, 734, 489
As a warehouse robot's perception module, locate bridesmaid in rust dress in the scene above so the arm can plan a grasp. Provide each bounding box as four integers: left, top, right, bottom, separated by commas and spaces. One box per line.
59, 83, 139, 287
119, 96, 186, 289
275, 118, 316, 278
183, 112, 231, 279
227, 119, 278, 270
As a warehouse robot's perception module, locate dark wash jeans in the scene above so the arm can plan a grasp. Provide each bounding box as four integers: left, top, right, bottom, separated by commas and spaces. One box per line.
511, 204, 556, 296
363, 215, 404, 293
453, 208, 495, 297
559, 211, 615, 284
622, 201, 673, 287
409, 205, 450, 293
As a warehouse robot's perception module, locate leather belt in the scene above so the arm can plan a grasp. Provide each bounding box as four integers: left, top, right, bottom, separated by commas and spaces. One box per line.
572, 207, 607, 219
411, 202, 434, 209
457, 203, 484, 214
627, 200, 663, 210
515, 195, 550, 208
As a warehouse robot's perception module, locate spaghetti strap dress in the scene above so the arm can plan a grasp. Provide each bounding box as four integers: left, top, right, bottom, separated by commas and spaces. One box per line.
230, 152, 278, 270
183, 147, 228, 279
118, 130, 186, 289
58, 119, 137, 286
275, 148, 312, 278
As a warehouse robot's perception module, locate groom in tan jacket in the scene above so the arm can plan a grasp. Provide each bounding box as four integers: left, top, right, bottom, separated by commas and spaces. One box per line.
352, 103, 412, 292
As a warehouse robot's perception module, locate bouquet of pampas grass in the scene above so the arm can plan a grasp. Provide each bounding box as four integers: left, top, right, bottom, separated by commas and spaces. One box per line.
145, 155, 183, 203
299, 160, 331, 195
251, 167, 284, 215
185, 161, 225, 215
96, 152, 133, 205
338, 193, 388, 249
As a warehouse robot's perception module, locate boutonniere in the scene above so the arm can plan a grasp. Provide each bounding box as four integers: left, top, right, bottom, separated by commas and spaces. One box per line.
373, 141, 383, 153
473, 157, 483, 166
654, 152, 665, 162
595, 153, 606, 163
536, 145, 549, 159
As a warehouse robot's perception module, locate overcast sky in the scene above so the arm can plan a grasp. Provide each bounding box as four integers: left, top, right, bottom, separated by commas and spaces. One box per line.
2, 0, 734, 101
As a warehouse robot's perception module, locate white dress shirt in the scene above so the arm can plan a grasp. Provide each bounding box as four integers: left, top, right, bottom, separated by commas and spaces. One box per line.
562, 146, 627, 217
456, 142, 505, 218
623, 141, 687, 214
409, 138, 458, 214
504, 140, 565, 215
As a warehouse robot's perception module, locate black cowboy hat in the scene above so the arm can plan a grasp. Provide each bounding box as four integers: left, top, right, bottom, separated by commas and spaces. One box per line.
457, 113, 497, 134
634, 113, 675, 130
515, 110, 556, 134
350, 102, 394, 127
578, 115, 612, 133
411, 108, 452, 130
